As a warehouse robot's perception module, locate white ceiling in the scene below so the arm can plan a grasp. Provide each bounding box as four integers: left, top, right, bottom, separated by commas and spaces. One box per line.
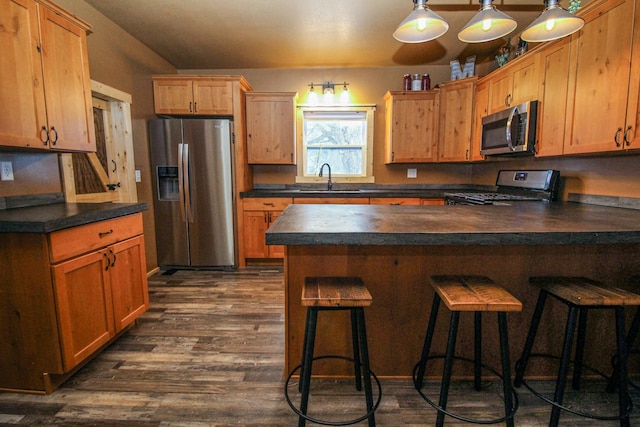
84, 0, 544, 69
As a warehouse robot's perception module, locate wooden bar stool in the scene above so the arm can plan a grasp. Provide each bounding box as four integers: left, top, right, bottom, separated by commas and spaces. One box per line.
413, 275, 522, 427
514, 276, 640, 427
284, 276, 381, 427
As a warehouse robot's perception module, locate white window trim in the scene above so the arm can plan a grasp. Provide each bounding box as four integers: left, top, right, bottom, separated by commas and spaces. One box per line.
295, 105, 376, 184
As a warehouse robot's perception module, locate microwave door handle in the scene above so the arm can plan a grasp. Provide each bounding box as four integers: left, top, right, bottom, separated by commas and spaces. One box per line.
505, 106, 518, 151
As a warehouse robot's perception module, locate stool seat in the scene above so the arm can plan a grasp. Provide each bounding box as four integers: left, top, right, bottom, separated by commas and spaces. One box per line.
303, 276, 372, 307
530, 276, 640, 306
432, 275, 523, 312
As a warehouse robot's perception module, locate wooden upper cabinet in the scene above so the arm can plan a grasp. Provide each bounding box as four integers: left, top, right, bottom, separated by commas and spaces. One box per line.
536, 37, 573, 157
471, 79, 488, 161
0, 0, 95, 152
437, 77, 476, 162
246, 92, 297, 164
384, 90, 439, 163
564, 0, 639, 154
153, 77, 233, 115
487, 53, 540, 115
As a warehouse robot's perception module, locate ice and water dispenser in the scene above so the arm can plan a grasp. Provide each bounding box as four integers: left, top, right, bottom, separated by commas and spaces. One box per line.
157, 166, 179, 201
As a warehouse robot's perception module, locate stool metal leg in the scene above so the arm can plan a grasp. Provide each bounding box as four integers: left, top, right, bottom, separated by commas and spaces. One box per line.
416, 294, 441, 389
515, 290, 548, 387
498, 312, 515, 427
436, 311, 460, 427
350, 308, 363, 392
474, 311, 482, 391
356, 307, 376, 427
298, 307, 318, 427
608, 306, 640, 393
549, 305, 579, 427
572, 307, 588, 391
615, 307, 631, 427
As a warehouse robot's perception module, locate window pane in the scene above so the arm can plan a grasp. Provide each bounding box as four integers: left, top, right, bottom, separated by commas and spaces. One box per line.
306, 148, 363, 175
304, 118, 366, 148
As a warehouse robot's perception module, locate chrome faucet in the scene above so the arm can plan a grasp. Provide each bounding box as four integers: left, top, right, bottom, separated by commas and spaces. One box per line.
318, 163, 332, 190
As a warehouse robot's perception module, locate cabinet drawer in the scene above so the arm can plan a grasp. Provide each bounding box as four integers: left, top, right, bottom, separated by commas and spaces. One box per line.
243, 198, 292, 211
369, 197, 421, 205
49, 213, 143, 263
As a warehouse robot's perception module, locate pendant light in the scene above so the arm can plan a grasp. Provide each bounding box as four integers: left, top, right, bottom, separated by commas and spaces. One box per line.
393, 0, 449, 43
521, 0, 584, 42
458, 0, 517, 43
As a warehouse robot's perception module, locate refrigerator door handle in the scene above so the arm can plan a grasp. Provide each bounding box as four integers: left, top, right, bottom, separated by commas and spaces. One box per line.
183, 143, 194, 223
178, 143, 187, 221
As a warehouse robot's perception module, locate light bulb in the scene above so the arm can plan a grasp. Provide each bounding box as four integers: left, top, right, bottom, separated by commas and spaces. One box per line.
482, 19, 492, 31
417, 18, 428, 31
340, 86, 350, 105
545, 19, 556, 31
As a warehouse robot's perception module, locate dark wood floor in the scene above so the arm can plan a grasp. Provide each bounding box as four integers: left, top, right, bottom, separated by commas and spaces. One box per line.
0, 267, 638, 426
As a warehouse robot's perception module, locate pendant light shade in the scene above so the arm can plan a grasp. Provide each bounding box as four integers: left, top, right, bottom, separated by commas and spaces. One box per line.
393, 0, 449, 43
521, 0, 584, 42
458, 0, 517, 43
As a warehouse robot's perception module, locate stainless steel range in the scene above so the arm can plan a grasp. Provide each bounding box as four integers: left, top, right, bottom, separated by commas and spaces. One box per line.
445, 170, 560, 205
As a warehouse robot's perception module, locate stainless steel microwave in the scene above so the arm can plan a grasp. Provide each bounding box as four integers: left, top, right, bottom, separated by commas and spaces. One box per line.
481, 100, 538, 156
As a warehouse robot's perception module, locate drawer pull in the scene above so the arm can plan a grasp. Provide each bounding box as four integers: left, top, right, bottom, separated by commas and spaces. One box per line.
263, 203, 275, 207
99, 229, 114, 238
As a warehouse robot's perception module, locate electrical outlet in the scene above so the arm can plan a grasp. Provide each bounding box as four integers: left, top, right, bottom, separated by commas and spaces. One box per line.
407, 168, 417, 179
1, 162, 14, 181
135, 170, 141, 183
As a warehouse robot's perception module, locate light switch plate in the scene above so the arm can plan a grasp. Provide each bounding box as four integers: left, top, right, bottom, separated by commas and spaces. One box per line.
1, 162, 14, 181
135, 170, 141, 182
407, 168, 417, 179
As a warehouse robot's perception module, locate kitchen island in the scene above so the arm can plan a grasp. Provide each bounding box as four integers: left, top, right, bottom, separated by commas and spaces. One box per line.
266, 202, 640, 379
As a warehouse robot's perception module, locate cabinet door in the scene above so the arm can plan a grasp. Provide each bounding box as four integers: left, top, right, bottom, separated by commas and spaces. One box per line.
565, 0, 635, 154
153, 79, 194, 115
471, 79, 488, 161
109, 236, 149, 332
385, 91, 439, 163
246, 93, 296, 164
0, 0, 48, 149
267, 211, 285, 258
193, 80, 233, 115
487, 55, 539, 114
487, 70, 512, 114
536, 38, 572, 157
39, 6, 95, 152
51, 250, 114, 371
438, 78, 476, 162
243, 211, 269, 258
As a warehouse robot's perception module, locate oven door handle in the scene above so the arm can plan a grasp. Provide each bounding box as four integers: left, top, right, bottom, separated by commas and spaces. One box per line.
505, 106, 518, 151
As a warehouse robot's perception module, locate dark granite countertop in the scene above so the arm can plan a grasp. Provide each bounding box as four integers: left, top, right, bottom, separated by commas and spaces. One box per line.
241, 185, 490, 199
0, 202, 148, 233
265, 202, 640, 246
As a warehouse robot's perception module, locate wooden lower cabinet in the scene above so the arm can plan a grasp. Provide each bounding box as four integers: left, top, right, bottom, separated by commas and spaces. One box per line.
0, 213, 148, 394
242, 198, 291, 260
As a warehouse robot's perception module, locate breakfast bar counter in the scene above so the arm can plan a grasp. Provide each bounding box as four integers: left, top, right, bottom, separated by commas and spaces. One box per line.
267, 202, 640, 379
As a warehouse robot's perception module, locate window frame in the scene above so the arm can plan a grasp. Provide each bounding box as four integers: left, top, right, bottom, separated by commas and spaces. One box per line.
295, 105, 376, 184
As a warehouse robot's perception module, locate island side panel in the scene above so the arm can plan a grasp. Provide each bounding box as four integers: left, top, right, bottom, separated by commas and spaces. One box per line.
284, 244, 640, 379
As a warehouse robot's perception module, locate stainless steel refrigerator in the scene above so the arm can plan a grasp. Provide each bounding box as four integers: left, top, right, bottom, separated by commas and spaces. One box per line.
149, 118, 236, 269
